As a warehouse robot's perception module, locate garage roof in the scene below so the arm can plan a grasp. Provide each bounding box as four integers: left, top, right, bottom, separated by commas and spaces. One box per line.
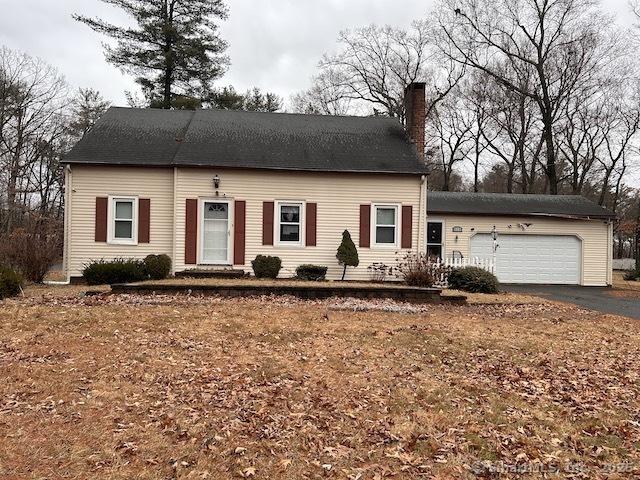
63, 107, 427, 175
427, 192, 615, 220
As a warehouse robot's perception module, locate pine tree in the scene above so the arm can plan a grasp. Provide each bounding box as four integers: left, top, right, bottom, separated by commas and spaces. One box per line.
336, 230, 359, 281
68, 88, 110, 140
207, 86, 283, 112
74, 0, 229, 109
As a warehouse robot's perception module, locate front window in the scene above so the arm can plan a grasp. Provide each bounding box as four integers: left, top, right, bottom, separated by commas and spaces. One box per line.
374, 205, 398, 246
109, 197, 137, 244
277, 202, 303, 245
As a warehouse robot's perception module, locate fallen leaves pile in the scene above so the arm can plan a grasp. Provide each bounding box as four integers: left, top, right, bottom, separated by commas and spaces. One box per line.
0, 291, 639, 479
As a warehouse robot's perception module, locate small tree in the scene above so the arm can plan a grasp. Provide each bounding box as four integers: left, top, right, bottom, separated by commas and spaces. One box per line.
336, 230, 359, 280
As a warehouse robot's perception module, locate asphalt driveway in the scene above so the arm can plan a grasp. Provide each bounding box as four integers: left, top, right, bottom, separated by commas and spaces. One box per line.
504, 285, 640, 320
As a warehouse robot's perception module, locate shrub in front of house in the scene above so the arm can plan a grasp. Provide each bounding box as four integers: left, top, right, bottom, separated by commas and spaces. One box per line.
143, 254, 172, 280
448, 266, 500, 294
295, 264, 328, 281
395, 252, 443, 288
336, 230, 359, 280
623, 269, 639, 281
0, 266, 23, 299
82, 258, 147, 285
251, 255, 282, 279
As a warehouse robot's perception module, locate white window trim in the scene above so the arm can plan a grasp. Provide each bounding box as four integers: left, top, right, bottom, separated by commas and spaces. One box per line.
107, 196, 138, 245
371, 204, 400, 248
275, 200, 305, 247
426, 218, 445, 259
198, 198, 233, 266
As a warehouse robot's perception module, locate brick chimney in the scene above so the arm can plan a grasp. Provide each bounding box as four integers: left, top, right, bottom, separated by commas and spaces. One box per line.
404, 82, 426, 160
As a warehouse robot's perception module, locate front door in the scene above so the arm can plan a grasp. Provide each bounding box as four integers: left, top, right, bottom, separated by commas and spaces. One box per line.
201, 201, 230, 264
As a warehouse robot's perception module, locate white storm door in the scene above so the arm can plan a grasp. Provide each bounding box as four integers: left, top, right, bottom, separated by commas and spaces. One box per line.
201, 201, 230, 264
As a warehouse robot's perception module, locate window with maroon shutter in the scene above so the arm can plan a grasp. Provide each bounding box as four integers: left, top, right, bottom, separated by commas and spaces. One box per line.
95, 197, 108, 242
359, 204, 371, 248
262, 201, 274, 246
305, 202, 317, 247
401, 205, 413, 249
185, 199, 198, 265
138, 199, 151, 244
234, 200, 246, 265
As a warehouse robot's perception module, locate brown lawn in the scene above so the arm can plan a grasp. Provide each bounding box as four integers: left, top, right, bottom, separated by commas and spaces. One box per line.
0, 288, 639, 479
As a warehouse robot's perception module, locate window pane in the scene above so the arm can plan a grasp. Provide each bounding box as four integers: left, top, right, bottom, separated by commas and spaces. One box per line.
280, 205, 300, 223
376, 208, 395, 226
376, 226, 395, 244
280, 224, 300, 242
427, 245, 442, 259
204, 202, 228, 220
427, 222, 443, 244
115, 220, 132, 239
115, 201, 133, 220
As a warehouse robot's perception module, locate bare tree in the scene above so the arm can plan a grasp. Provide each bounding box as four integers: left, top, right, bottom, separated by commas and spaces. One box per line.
427, 89, 474, 191
313, 20, 463, 120
437, 0, 620, 194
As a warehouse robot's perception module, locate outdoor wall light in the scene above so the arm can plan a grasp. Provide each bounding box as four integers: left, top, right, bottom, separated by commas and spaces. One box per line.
213, 175, 221, 190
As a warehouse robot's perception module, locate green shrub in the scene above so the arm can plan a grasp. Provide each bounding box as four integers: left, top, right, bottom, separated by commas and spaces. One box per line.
143, 254, 172, 280
251, 255, 282, 279
448, 266, 500, 294
296, 264, 328, 281
0, 266, 23, 299
83, 258, 147, 285
623, 269, 639, 281
336, 230, 359, 280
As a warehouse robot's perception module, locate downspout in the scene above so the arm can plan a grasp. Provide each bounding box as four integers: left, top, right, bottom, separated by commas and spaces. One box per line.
607, 220, 613, 287
62, 165, 72, 283
418, 175, 427, 254
171, 167, 178, 275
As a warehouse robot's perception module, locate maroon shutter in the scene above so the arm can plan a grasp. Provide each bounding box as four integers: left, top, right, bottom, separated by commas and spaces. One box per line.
234, 200, 246, 265
138, 198, 150, 244
359, 204, 371, 248
401, 205, 413, 249
185, 199, 198, 265
262, 201, 274, 246
95, 197, 108, 242
306, 202, 317, 247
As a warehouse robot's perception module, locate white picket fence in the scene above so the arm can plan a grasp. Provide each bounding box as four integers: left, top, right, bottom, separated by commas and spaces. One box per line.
430, 257, 496, 288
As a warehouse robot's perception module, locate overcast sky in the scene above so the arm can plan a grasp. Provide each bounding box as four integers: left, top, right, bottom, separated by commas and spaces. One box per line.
0, 0, 634, 107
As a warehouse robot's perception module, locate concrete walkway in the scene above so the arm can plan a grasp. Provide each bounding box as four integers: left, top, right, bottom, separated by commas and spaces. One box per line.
504, 285, 640, 320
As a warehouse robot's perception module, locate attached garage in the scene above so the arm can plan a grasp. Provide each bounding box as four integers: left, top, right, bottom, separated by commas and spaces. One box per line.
427, 192, 615, 286
470, 233, 581, 284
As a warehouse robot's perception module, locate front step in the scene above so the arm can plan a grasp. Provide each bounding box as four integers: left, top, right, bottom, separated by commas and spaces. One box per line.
175, 269, 246, 279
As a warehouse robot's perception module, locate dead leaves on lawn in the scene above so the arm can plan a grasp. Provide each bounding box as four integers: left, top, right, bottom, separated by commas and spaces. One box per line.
0, 292, 638, 479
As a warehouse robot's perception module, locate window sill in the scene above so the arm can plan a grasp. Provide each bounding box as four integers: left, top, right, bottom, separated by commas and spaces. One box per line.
108, 239, 139, 246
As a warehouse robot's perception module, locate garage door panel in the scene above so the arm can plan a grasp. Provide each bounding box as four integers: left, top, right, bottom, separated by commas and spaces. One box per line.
470, 234, 581, 285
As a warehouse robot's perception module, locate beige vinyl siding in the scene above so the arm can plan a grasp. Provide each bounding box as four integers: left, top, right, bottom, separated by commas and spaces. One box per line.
67, 166, 174, 277
66, 166, 425, 281
175, 168, 424, 280
433, 214, 612, 286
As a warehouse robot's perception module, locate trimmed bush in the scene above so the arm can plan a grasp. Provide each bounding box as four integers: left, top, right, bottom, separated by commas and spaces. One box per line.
251, 255, 282, 279
296, 264, 328, 281
0, 266, 23, 299
448, 266, 500, 294
336, 230, 359, 280
83, 259, 147, 285
143, 254, 172, 280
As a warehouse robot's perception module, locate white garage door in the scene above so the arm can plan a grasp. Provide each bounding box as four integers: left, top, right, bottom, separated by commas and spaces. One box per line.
470, 234, 581, 284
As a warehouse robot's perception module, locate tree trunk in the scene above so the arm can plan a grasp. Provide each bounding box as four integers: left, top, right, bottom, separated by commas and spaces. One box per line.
341, 264, 347, 281
542, 119, 558, 194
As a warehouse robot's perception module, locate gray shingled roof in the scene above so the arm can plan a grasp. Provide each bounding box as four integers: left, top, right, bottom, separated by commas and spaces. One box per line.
63, 107, 427, 175
427, 191, 615, 219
